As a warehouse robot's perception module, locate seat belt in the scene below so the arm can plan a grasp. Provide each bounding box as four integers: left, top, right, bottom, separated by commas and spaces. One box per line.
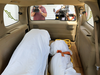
79, 7, 83, 26
94, 16, 100, 75
77, 7, 83, 51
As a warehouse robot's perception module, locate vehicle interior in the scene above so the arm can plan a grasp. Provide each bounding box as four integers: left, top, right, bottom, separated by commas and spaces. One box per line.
0, 0, 100, 75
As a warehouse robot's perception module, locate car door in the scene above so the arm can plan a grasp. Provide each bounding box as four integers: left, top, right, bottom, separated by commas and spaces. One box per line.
76, 2, 100, 75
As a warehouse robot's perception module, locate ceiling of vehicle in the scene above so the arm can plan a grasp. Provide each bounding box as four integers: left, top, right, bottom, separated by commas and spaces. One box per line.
0, 0, 97, 6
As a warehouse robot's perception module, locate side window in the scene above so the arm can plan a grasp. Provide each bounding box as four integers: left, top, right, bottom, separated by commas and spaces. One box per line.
3, 4, 19, 26
85, 4, 94, 27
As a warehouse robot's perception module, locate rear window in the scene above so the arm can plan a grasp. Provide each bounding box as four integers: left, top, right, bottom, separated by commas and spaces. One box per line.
30, 5, 76, 21
3, 4, 19, 26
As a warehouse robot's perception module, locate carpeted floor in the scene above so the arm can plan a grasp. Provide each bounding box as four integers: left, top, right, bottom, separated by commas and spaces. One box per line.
71, 42, 84, 75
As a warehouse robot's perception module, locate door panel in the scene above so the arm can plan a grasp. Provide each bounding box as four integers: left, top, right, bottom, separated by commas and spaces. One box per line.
0, 25, 28, 74
76, 22, 96, 75
29, 20, 77, 41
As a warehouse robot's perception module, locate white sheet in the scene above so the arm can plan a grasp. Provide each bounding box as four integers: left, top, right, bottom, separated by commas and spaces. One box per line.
50, 40, 72, 56
2, 29, 51, 75
49, 40, 81, 75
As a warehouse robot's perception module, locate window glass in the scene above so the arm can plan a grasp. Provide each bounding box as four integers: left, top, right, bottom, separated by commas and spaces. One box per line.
30, 5, 76, 21
85, 4, 94, 27
3, 4, 19, 26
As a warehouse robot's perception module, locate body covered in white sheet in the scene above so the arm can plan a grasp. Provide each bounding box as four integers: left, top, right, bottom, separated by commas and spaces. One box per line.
49, 40, 81, 75
2, 29, 51, 75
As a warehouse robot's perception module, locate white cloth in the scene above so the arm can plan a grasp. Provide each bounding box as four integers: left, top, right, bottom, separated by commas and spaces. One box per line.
49, 40, 81, 75
50, 40, 72, 56
1, 29, 51, 75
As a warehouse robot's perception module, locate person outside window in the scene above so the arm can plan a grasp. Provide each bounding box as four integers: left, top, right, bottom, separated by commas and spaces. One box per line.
55, 5, 76, 21
31, 5, 47, 20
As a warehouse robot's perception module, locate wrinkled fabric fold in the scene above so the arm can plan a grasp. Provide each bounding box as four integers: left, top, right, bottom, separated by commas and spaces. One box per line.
2, 29, 51, 75
49, 40, 81, 75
